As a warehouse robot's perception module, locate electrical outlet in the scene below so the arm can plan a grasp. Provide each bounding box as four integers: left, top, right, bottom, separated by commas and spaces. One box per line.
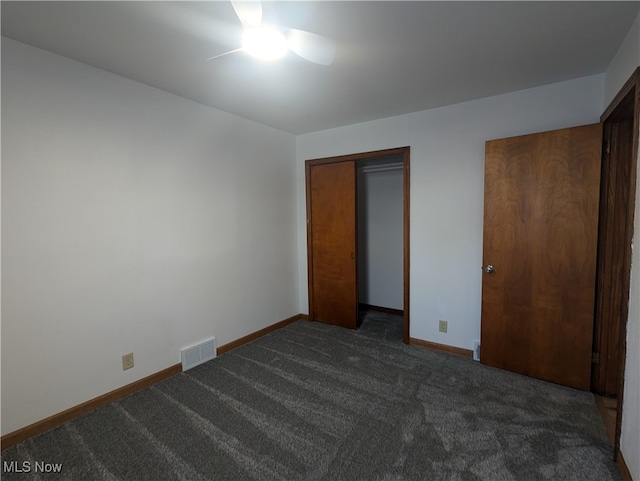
122, 353, 134, 371
439, 320, 448, 333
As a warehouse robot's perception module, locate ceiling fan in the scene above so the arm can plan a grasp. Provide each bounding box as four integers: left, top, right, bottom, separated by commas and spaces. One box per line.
208, 0, 336, 65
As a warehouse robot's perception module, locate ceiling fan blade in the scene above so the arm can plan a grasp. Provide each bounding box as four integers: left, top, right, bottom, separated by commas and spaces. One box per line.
231, 0, 262, 28
206, 48, 244, 61
287, 28, 336, 66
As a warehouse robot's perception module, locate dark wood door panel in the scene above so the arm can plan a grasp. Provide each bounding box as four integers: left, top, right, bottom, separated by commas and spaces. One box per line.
593, 117, 635, 395
308, 161, 357, 328
481, 123, 602, 390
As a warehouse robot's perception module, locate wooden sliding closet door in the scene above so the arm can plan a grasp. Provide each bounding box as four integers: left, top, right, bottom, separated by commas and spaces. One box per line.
307, 161, 358, 329
481, 123, 602, 390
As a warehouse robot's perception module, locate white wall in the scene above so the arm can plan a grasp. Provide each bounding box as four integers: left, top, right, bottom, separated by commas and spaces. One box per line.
357, 167, 403, 310
297, 74, 604, 351
605, 13, 640, 107
604, 12, 640, 481
1, 38, 298, 436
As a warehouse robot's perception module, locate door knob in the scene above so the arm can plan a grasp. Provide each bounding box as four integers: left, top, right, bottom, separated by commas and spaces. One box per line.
485, 264, 495, 274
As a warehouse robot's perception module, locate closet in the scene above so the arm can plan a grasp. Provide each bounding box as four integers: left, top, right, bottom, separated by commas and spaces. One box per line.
305, 147, 410, 341
357, 156, 404, 312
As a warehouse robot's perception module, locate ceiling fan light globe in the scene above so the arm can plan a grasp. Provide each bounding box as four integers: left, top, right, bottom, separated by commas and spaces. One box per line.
242, 27, 288, 61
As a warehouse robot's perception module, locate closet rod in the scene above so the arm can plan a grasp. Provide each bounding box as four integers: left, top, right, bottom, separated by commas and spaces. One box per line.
359, 163, 404, 173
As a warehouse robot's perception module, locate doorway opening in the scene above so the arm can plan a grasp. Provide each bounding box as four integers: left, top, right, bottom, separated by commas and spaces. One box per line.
305, 147, 411, 342
357, 155, 405, 342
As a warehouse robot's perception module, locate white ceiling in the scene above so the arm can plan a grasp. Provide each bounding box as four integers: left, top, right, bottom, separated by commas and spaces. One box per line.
2, 1, 638, 134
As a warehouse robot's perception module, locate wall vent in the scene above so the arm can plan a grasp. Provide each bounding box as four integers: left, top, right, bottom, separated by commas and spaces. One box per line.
473, 340, 481, 361
180, 337, 216, 371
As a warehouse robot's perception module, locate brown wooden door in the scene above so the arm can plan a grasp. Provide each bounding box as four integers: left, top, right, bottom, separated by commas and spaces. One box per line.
592, 116, 636, 396
307, 161, 358, 328
480, 123, 602, 391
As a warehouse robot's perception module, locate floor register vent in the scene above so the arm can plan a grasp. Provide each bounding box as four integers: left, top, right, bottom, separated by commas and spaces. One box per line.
181, 337, 216, 371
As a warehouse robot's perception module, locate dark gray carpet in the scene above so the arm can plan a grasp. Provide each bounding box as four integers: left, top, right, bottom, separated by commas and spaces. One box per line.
358, 308, 404, 342
2, 318, 618, 480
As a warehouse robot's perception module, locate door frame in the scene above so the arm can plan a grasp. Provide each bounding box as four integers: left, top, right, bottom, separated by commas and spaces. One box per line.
595, 67, 640, 462
305, 146, 411, 343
